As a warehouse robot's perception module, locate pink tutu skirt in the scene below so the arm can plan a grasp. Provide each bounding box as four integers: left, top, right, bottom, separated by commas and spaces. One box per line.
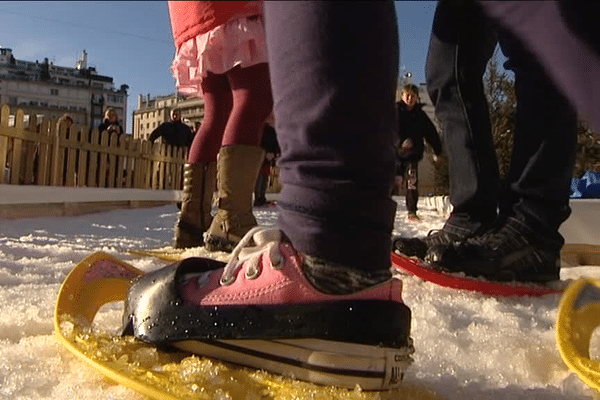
171, 15, 268, 97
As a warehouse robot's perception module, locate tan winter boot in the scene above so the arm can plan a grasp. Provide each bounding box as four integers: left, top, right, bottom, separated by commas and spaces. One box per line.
174, 162, 217, 249
204, 145, 265, 252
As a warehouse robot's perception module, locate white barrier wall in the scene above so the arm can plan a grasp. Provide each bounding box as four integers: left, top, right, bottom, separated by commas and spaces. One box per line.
559, 199, 600, 246
0, 184, 182, 219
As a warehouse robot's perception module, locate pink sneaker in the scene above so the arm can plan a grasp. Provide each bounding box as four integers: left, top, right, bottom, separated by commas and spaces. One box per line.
123, 227, 413, 389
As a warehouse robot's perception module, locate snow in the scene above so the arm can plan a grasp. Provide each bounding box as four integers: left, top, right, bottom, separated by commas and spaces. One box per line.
0, 196, 599, 399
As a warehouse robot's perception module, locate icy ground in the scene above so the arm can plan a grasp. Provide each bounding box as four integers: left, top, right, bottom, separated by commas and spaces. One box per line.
1, 196, 599, 399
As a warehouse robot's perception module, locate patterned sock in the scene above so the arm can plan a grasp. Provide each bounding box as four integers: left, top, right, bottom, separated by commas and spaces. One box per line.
302, 254, 392, 294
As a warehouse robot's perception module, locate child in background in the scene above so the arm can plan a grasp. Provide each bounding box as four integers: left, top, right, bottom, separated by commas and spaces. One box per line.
168, 1, 273, 251
395, 83, 442, 222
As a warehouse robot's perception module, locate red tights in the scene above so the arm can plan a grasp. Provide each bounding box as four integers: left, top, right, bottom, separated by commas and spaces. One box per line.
187, 63, 273, 163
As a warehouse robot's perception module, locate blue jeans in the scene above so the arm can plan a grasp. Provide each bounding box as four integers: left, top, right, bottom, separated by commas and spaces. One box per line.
480, 1, 600, 134
264, 1, 398, 271
426, 0, 577, 239
425, 0, 500, 237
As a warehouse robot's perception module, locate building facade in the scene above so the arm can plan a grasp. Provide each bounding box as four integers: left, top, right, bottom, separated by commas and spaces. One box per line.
0, 48, 128, 131
133, 93, 204, 141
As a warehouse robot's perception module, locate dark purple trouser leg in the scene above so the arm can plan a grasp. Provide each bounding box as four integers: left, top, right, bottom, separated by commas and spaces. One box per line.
480, 0, 600, 133
263, 1, 398, 271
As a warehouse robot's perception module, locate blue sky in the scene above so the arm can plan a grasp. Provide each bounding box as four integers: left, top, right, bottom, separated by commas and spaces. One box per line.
0, 1, 437, 132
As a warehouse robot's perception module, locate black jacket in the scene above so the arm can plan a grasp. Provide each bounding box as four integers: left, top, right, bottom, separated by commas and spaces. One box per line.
395, 101, 442, 164
98, 120, 123, 136
148, 121, 194, 148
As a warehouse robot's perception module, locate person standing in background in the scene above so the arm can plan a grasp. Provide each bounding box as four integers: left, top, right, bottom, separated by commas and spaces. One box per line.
148, 108, 194, 148
395, 0, 594, 284
97, 108, 123, 136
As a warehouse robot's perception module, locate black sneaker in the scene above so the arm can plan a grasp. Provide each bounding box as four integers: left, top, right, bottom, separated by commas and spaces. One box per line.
432, 216, 562, 283
392, 228, 466, 260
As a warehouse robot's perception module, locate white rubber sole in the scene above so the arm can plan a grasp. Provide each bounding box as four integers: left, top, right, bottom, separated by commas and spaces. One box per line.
172, 337, 414, 390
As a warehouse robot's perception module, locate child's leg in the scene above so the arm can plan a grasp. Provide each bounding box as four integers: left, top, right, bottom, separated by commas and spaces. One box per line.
176, 72, 231, 249
405, 162, 419, 215
187, 72, 233, 164
222, 63, 273, 146
204, 63, 273, 252
266, 1, 398, 271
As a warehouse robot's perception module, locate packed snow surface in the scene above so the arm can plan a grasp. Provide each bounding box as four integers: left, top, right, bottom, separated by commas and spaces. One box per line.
1, 196, 599, 399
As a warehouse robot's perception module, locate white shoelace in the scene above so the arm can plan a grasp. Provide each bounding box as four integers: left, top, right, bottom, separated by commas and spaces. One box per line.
219, 226, 284, 286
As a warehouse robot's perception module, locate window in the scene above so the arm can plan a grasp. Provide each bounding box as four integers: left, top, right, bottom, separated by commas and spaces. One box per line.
107, 95, 123, 103
50, 88, 59, 95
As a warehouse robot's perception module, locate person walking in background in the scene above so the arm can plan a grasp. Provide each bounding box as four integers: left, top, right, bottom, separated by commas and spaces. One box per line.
123, 1, 413, 389
169, 1, 273, 251
253, 121, 279, 207
395, 83, 442, 222
148, 108, 194, 148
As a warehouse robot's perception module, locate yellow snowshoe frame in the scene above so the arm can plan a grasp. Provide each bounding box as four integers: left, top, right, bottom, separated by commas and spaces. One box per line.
557, 277, 600, 391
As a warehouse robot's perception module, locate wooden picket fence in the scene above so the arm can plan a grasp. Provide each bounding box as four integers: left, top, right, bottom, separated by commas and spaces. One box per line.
0, 104, 188, 190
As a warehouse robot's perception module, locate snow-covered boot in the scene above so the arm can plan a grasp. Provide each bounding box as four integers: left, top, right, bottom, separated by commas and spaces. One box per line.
204, 145, 264, 253
174, 162, 217, 249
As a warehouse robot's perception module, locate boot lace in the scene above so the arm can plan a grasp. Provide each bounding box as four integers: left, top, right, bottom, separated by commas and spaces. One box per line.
423, 229, 462, 247
461, 218, 529, 253
219, 226, 284, 286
